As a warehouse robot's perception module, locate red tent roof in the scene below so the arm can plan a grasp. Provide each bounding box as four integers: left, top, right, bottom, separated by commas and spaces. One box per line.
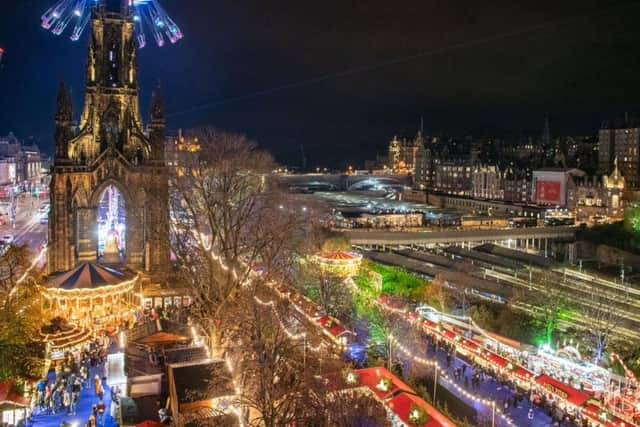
481, 351, 508, 368
0, 380, 29, 407
536, 375, 590, 407
318, 251, 359, 260
316, 315, 347, 337
513, 366, 535, 381
387, 392, 457, 427
355, 367, 413, 399
441, 329, 456, 340
460, 339, 479, 352
422, 319, 438, 329
581, 404, 628, 427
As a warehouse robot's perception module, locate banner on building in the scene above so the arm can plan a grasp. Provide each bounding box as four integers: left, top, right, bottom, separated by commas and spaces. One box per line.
536, 180, 561, 204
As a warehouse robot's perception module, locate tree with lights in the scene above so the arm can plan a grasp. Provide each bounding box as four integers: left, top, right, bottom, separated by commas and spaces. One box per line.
583, 286, 626, 364
169, 128, 319, 355
529, 273, 570, 346
0, 245, 44, 379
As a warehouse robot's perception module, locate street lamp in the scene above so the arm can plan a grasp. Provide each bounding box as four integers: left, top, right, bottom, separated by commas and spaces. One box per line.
491, 401, 496, 427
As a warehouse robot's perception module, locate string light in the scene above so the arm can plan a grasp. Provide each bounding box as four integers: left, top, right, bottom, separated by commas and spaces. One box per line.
388, 334, 516, 426
253, 295, 325, 352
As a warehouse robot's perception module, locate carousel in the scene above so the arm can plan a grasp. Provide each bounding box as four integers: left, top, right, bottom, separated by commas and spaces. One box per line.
311, 251, 363, 277
42, 262, 140, 330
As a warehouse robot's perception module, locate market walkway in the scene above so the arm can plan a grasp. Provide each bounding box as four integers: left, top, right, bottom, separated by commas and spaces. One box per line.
29, 362, 118, 427
425, 343, 560, 427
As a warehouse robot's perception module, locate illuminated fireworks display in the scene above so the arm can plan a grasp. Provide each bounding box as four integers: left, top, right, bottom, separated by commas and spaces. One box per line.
41, 0, 183, 48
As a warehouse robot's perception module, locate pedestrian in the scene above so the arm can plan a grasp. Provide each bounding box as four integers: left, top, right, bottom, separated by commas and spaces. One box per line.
464, 375, 469, 389
63, 388, 71, 414
94, 375, 103, 399
97, 399, 106, 427
51, 386, 61, 413
461, 364, 467, 376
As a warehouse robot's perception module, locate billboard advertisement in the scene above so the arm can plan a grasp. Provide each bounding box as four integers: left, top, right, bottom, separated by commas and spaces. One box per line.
536, 180, 562, 204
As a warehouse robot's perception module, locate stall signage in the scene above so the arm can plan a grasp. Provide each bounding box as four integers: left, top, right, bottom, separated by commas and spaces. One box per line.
544, 383, 569, 400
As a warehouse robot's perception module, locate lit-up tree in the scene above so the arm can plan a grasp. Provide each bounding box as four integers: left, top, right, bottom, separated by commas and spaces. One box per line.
169, 128, 319, 355
530, 273, 569, 346
298, 261, 354, 320
584, 287, 626, 364
0, 245, 43, 379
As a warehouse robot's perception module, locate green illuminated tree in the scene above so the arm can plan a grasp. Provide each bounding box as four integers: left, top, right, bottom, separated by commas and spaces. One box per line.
530, 273, 569, 346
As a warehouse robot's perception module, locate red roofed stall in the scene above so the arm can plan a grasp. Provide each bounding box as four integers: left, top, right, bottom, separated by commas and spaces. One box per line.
581, 403, 630, 427
0, 380, 30, 426
348, 367, 456, 426
355, 367, 413, 400
316, 315, 349, 345
387, 391, 457, 427
536, 375, 590, 409
480, 351, 508, 369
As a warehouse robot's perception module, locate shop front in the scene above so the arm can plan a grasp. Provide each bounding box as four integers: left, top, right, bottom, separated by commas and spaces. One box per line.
535, 374, 590, 419
141, 283, 191, 310
0, 380, 30, 427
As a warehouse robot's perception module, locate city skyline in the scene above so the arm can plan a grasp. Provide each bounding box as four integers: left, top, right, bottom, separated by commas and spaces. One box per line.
2, 0, 640, 168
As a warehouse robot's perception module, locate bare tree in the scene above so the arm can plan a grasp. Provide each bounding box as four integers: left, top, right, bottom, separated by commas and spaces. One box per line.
583, 286, 626, 364
422, 274, 449, 312
169, 128, 319, 354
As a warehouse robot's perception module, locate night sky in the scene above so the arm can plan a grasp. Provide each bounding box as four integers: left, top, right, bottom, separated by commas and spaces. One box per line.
2, 0, 640, 168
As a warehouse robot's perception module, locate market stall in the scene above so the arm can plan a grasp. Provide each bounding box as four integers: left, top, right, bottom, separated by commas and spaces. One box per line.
581, 403, 630, 427
535, 374, 590, 414
0, 380, 30, 426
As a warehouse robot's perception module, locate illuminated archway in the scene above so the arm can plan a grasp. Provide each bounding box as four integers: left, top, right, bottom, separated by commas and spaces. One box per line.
97, 184, 127, 262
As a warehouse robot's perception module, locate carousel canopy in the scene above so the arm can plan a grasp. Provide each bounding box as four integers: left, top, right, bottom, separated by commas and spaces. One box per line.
47, 262, 129, 290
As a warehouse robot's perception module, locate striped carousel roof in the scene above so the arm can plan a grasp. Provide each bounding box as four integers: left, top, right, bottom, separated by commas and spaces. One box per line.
48, 262, 128, 290
317, 251, 361, 260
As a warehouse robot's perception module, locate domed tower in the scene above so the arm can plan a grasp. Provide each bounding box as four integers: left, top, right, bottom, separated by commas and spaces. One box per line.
48, 1, 169, 277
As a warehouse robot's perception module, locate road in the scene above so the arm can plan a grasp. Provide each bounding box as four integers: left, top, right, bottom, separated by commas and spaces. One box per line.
0, 193, 48, 253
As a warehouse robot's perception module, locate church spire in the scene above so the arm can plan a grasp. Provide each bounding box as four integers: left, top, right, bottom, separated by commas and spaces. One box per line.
149, 83, 165, 163
150, 83, 164, 122
55, 81, 73, 123
55, 81, 74, 161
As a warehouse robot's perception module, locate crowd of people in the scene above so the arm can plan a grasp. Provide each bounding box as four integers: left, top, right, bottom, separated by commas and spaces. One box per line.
427, 334, 586, 426
27, 335, 120, 427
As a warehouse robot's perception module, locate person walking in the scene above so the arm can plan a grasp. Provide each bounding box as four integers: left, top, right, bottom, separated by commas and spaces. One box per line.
96, 399, 106, 427
63, 388, 71, 415
94, 375, 103, 400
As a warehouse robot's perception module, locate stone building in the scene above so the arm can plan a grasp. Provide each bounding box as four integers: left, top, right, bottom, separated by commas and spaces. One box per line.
472, 165, 503, 200
48, 2, 169, 276
598, 115, 640, 189
388, 132, 424, 173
